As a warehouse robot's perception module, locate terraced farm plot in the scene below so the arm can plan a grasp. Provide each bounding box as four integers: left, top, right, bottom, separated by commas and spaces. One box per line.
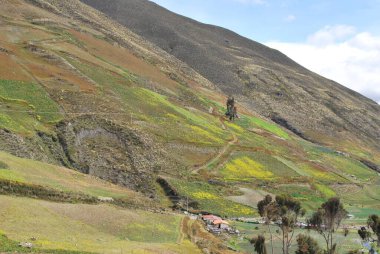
227, 187, 273, 207
340, 186, 380, 209
167, 179, 255, 217
0, 80, 62, 134
270, 183, 325, 210
345, 206, 380, 223
0, 79, 62, 123
314, 183, 336, 198
322, 154, 378, 182
299, 140, 378, 183
228, 127, 290, 156
0, 195, 200, 254
0, 52, 32, 81
297, 162, 344, 183
236, 115, 289, 139
219, 152, 298, 182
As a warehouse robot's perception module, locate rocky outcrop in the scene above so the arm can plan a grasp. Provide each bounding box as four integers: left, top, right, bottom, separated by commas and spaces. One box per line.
0, 116, 167, 195
55, 116, 163, 194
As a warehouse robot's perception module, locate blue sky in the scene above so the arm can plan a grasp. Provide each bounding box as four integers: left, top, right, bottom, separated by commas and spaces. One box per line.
150, 0, 380, 103
150, 0, 380, 42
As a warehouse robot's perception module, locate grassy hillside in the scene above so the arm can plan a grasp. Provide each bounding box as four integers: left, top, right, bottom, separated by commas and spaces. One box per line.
0, 151, 149, 203
0, 152, 203, 253
0, 1, 379, 253
81, 0, 380, 155
0, 195, 200, 254
0, 0, 378, 214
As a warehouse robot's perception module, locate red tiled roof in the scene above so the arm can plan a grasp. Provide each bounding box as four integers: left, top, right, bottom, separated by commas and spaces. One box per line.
202, 215, 222, 221
213, 219, 229, 225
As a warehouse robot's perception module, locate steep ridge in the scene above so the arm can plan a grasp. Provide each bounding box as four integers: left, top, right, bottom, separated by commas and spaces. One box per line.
81, 0, 380, 154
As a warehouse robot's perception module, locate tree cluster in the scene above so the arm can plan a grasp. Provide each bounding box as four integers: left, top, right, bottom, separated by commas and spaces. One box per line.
254, 196, 350, 254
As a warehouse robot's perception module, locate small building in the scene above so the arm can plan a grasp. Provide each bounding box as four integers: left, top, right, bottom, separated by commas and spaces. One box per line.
213, 219, 230, 230
202, 215, 222, 224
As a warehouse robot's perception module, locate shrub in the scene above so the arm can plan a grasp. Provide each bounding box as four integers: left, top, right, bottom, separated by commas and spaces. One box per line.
296, 234, 322, 254
0, 161, 8, 169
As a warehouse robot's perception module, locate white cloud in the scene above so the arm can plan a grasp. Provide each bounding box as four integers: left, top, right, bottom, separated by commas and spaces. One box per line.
285, 15, 296, 22
233, 0, 266, 5
266, 25, 380, 104
307, 25, 356, 46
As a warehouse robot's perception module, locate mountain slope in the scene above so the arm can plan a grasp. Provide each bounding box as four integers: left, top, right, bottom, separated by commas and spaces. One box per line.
81, 0, 380, 154
0, 0, 378, 215
0, 0, 380, 252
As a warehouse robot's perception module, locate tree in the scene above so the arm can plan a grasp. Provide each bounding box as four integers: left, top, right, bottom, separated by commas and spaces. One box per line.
258, 195, 276, 254
257, 195, 305, 254
368, 214, 380, 247
307, 197, 348, 254
358, 226, 371, 242
357, 226, 375, 254
250, 235, 267, 254
296, 234, 322, 254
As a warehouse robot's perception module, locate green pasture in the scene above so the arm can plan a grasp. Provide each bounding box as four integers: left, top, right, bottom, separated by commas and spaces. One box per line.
219, 152, 298, 182
167, 179, 256, 217
237, 115, 289, 140
0, 195, 199, 253
0, 80, 61, 134
0, 151, 145, 201
231, 221, 371, 254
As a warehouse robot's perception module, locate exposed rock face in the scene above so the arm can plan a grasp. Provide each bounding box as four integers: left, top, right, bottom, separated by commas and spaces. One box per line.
80, 0, 380, 150
0, 117, 164, 194
56, 116, 162, 194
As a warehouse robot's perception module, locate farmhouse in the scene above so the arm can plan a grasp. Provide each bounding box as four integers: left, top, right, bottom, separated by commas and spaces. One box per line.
201, 214, 235, 234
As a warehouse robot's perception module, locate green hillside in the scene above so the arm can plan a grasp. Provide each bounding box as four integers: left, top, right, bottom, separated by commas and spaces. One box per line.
0, 0, 379, 253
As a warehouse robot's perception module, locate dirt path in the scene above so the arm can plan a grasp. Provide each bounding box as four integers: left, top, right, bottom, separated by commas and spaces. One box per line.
191, 116, 238, 174
176, 217, 186, 244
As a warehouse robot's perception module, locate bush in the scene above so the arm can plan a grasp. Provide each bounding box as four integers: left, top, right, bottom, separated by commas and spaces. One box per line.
0, 161, 8, 169
296, 234, 322, 254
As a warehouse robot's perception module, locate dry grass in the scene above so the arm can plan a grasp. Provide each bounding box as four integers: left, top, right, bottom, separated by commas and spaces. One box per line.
0, 195, 201, 254
0, 151, 147, 201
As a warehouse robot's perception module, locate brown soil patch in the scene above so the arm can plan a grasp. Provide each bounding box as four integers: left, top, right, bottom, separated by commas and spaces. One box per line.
331, 183, 362, 194
16, 45, 97, 92
227, 187, 273, 207
0, 53, 32, 81
24, 61, 95, 92
69, 30, 180, 90
0, 25, 53, 44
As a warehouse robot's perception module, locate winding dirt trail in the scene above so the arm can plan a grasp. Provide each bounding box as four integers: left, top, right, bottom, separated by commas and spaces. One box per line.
191, 116, 238, 174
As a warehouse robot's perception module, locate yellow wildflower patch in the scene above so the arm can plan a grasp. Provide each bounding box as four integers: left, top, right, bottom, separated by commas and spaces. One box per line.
222, 156, 274, 180
189, 125, 222, 143
225, 122, 244, 133
192, 191, 218, 200
315, 183, 336, 198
